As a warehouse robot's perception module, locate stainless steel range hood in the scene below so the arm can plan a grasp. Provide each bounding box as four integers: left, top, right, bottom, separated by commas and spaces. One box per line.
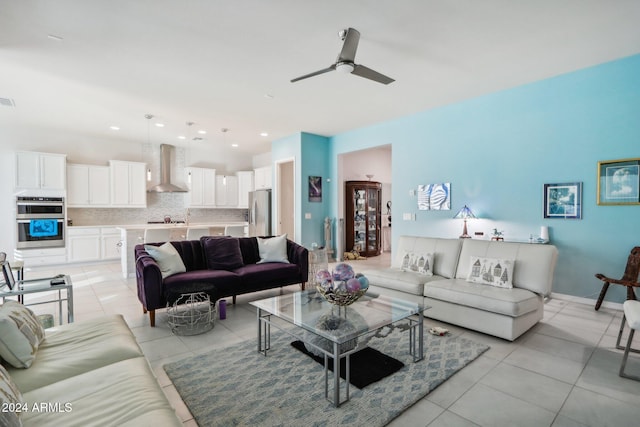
147, 144, 188, 193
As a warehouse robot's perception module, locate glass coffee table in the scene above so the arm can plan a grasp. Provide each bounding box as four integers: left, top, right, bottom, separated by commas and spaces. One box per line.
250, 290, 424, 407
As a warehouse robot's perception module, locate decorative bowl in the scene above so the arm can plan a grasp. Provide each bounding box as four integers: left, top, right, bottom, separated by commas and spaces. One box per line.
316, 285, 367, 306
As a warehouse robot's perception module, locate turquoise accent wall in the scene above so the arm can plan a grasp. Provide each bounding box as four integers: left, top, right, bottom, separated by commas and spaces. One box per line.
271, 132, 331, 248
327, 54, 640, 304
300, 133, 331, 248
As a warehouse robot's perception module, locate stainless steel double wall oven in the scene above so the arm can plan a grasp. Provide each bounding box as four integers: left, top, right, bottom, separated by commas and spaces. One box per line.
16, 196, 65, 249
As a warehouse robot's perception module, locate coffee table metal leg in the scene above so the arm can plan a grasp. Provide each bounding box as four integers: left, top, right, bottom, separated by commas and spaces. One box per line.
333, 341, 340, 407
257, 308, 271, 355
409, 310, 424, 362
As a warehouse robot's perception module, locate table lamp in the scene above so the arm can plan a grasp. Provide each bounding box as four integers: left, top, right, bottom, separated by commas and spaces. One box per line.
454, 205, 475, 238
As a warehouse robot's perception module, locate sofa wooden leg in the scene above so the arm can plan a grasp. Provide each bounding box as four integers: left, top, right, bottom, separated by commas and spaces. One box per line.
143, 307, 147, 314
149, 310, 156, 327
232, 295, 236, 305
301, 282, 306, 291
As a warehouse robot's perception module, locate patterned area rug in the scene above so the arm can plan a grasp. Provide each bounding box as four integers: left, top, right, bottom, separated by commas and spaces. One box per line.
164, 325, 489, 427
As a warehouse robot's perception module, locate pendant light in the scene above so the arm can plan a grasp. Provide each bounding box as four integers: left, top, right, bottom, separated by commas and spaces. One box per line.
145, 114, 153, 181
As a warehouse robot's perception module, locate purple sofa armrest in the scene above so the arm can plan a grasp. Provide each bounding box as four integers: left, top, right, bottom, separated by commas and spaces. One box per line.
134, 244, 165, 311
286, 239, 309, 283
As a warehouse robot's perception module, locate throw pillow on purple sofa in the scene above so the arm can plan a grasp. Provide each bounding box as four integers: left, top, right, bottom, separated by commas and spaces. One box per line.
201, 236, 245, 271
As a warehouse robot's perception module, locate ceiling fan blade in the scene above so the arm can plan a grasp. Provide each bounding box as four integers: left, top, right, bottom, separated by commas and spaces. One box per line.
351, 64, 395, 85
290, 65, 336, 83
337, 27, 360, 63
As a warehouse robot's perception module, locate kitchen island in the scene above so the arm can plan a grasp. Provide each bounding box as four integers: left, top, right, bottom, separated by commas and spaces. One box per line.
116, 222, 248, 278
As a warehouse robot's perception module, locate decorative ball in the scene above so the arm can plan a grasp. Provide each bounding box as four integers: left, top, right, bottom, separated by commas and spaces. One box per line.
333, 263, 355, 281
357, 275, 369, 289
346, 278, 361, 292
316, 269, 332, 283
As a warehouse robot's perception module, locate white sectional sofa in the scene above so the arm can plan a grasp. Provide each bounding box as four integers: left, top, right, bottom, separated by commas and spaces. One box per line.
2, 313, 182, 427
363, 236, 558, 341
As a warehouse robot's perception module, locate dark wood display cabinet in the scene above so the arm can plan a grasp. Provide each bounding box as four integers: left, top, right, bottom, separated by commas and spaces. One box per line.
345, 180, 382, 257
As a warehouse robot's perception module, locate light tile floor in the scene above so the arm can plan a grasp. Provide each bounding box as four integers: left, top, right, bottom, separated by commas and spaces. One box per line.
17, 255, 640, 427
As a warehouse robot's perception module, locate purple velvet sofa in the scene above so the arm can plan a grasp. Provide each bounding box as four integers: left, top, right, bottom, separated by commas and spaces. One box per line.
135, 236, 308, 326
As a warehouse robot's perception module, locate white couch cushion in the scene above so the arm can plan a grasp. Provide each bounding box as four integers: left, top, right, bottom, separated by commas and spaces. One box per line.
6, 315, 144, 393
456, 239, 558, 296
363, 268, 447, 295
425, 278, 541, 317
394, 236, 462, 278
22, 358, 182, 427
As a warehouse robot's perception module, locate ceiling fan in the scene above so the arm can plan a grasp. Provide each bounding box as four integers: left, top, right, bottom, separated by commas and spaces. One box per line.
291, 27, 394, 85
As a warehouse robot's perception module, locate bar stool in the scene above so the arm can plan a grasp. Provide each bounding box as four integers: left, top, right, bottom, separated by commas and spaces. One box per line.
618, 300, 640, 381
144, 228, 171, 244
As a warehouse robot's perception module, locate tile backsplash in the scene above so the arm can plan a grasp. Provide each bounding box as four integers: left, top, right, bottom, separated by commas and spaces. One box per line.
68, 192, 247, 226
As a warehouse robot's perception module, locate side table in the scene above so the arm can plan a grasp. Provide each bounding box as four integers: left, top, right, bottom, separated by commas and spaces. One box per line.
0, 275, 74, 325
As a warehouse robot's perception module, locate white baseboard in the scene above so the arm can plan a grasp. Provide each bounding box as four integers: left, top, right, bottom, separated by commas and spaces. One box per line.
549, 292, 623, 311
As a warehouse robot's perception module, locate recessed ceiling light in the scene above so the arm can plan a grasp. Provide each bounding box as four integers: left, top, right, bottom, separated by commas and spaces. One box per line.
231, 144, 239, 148
197, 130, 206, 135
260, 132, 269, 137
192, 137, 203, 141
109, 126, 120, 131
47, 34, 63, 41
155, 123, 165, 128
177, 135, 186, 140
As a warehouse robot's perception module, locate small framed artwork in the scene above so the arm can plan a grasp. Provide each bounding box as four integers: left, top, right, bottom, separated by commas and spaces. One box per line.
597, 158, 640, 205
543, 182, 582, 219
308, 176, 322, 202
417, 183, 451, 210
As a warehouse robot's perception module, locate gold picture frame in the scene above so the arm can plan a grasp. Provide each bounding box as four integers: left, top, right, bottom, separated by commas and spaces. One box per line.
597, 158, 640, 205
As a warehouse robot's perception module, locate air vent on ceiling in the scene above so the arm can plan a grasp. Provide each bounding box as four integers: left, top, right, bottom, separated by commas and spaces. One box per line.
0, 98, 16, 108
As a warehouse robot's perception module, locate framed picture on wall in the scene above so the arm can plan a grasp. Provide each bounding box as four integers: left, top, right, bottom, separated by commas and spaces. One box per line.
597, 158, 640, 205
308, 176, 322, 202
543, 182, 582, 219
417, 183, 451, 210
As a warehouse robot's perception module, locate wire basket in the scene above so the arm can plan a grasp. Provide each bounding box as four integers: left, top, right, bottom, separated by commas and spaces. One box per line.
316, 286, 367, 306
167, 292, 215, 336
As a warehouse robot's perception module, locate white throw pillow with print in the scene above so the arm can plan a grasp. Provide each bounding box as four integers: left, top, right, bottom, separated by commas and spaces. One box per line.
467, 256, 514, 288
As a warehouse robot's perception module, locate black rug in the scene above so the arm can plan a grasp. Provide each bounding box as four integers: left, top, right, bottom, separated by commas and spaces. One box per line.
290, 340, 404, 389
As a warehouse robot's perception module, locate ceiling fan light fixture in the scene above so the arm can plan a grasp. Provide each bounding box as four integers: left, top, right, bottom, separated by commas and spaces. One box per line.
336, 62, 355, 74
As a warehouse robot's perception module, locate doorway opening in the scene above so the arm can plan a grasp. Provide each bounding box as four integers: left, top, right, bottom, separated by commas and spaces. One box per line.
276, 159, 295, 240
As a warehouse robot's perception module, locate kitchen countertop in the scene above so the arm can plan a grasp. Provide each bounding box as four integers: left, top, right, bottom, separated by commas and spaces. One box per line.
115, 222, 248, 230
68, 222, 247, 230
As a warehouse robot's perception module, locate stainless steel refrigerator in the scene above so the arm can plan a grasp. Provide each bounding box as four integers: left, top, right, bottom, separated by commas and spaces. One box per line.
248, 189, 272, 236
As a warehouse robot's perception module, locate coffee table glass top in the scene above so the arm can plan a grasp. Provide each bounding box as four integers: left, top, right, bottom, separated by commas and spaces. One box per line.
250, 290, 423, 345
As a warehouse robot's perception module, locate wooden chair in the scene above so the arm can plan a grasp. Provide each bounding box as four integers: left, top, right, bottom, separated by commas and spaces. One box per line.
594, 246, 640, 310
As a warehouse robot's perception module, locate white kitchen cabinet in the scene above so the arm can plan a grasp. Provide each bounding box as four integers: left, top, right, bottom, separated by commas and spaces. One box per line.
67, 228, 101, 263
254, 165, 272, 190
236, 171, 254, 208
101, 227, 121, 260
110, 160, 147, 208
13, 248, 67, 267
215, 175, 239, 207
67, 227, 121, 262
15, 151, 67, 190
67, 164, 110, 207
185, 167, 216, 208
